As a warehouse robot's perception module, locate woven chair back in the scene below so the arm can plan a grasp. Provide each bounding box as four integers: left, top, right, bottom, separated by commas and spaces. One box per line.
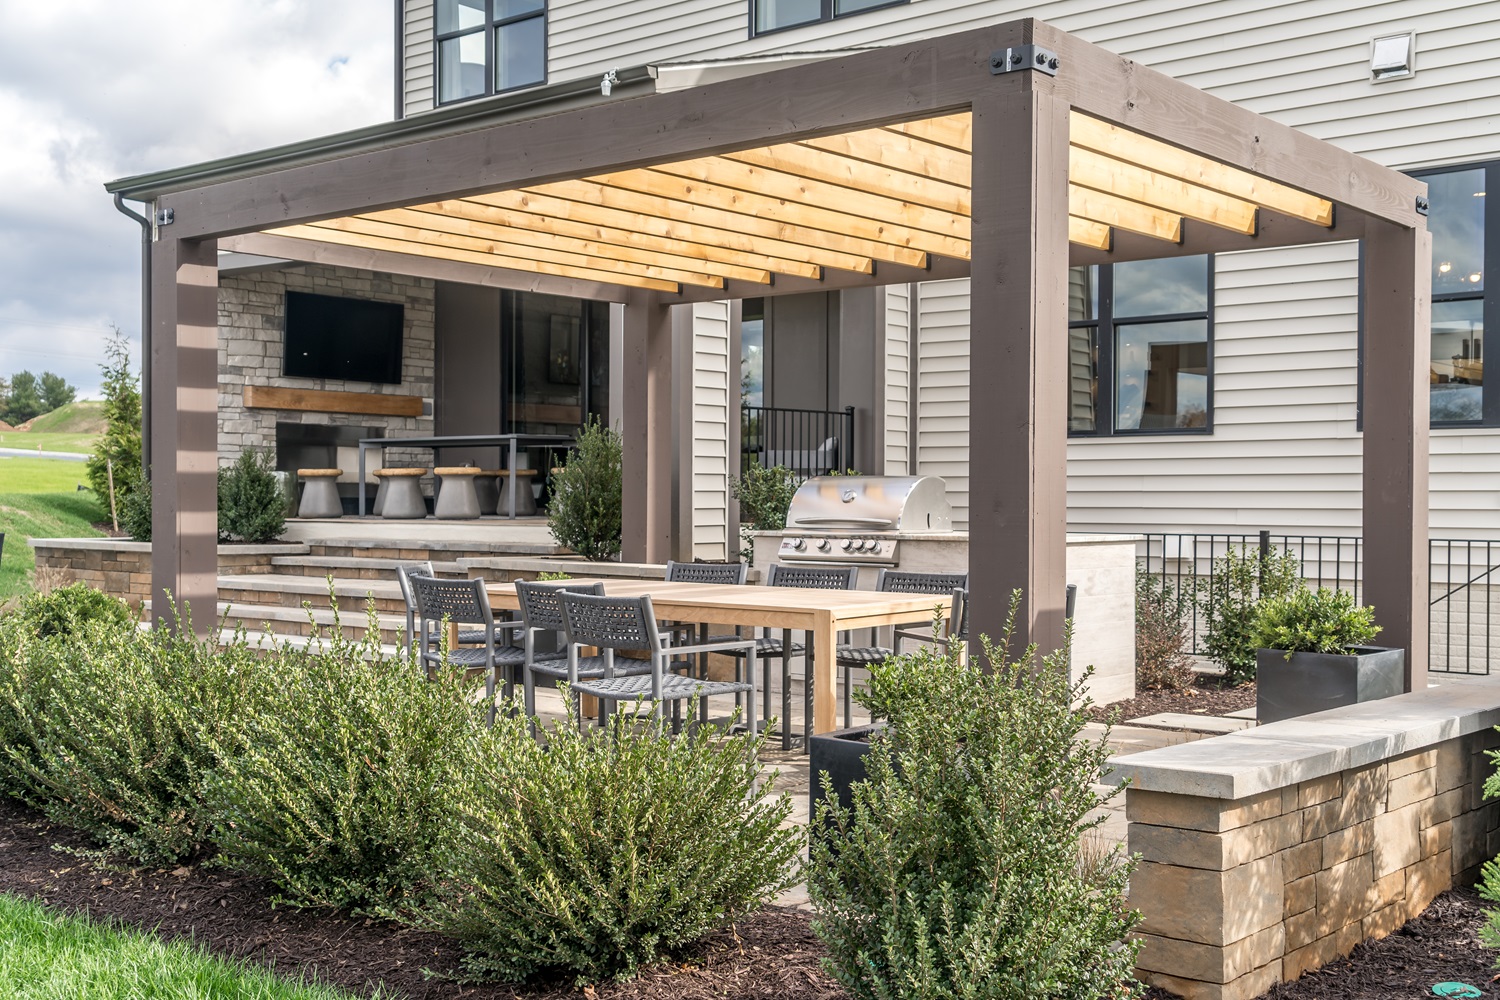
515, 580, 605, 631
766, 563, 858, 590
560, 592, 659, 652
665, 560, 747, 585
411, 575, 490, 627
876, 569, 969, 595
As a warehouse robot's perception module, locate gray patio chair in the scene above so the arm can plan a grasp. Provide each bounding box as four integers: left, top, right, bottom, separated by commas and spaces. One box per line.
708, 562, 857, 750
662, 559, 748, 718
410, 574, 521, 726
395, 561, 487, 655
835, 570, 970, 728
891, 583, 1075, 658
560, 591, 758, 734
515, 579, 613, 724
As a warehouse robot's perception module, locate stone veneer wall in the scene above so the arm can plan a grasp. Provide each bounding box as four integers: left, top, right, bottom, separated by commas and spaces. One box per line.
30, 540, 307, 614
218, 265, 437, 475
1126, 726, 1500, 1000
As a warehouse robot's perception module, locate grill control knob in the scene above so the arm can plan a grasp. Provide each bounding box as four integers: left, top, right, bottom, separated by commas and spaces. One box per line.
818, 539, 832, 552
855, 539, 869, 551
841, 539, 854, 551
791, 538, 806, 551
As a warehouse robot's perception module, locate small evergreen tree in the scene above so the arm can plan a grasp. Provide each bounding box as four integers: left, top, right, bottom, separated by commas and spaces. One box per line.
86, 329, 143, 508
547, 418, 623, 561
38, 372, 76, 412
218, 448, 286, 543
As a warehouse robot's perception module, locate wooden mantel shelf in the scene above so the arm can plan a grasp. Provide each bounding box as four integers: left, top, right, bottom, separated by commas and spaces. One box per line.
243, 384, 423, 418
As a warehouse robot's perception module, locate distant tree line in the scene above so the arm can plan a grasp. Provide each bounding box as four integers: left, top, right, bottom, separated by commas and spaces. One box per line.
0, 370, 76, 425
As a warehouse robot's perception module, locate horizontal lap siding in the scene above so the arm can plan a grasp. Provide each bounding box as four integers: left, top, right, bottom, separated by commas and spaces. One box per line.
915, 279, 971, 528
403, 1, 435, 116
884, 284, 911, 476
691, 301, 733, 560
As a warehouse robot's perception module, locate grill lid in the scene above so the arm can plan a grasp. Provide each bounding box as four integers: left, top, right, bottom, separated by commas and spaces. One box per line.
785, 475, 952, 533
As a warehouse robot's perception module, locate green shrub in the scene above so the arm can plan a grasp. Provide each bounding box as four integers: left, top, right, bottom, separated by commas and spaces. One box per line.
808, 591, 1141, 1000
218, 448, 285, 543
85, 328, 142, 511
0, 619, 256, 864
12, 582, 136, 640
205, 612, 485, 917
1248, 586, 1379, 657
1199, 545, 1303, 684
730, 464, 800, 561
428, 708, 801, 983
1475, 750, 1500, 954
119, 467, 152, 541
547, 418, 623, 562
1136, 567, 1194, 690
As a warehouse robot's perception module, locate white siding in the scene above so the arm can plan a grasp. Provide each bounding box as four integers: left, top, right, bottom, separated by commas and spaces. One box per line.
404, 0, 435, 116
687, 300, 734, 560
914, 279, 972, 528
883, 283, 912, 475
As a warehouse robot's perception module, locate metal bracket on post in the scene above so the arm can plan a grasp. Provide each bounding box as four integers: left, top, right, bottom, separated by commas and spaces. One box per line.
155, 208, 175, 226
1415, 196, 1429, 216
989, 45, 1060, 77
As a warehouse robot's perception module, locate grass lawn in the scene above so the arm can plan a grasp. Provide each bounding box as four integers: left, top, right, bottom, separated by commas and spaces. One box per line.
0, 893, 365, 999
0, 492, 105, 602
0, 431, 102, 455
0, 457, 95, 493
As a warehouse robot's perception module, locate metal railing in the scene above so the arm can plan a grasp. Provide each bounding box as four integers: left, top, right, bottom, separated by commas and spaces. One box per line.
1137, 530, 1500, 676
740, 404, 855, 477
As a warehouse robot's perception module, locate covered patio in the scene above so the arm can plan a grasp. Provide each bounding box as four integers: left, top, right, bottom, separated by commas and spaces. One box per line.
107, 17, 1430, 730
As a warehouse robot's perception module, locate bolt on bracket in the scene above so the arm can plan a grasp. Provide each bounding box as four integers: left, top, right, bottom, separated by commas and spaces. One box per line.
989, 45, 1060, 77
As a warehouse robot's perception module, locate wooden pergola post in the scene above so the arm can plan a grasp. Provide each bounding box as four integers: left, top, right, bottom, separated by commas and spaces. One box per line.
1363, 218, 1432, 691
620, 291, 674, 563
149, 236, 219, 636
966, 89, 1072, 655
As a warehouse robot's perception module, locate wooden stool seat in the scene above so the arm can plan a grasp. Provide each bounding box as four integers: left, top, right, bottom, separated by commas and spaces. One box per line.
297, 468, 342, 478
375, 467, 426, 477
434, 466, 481, 476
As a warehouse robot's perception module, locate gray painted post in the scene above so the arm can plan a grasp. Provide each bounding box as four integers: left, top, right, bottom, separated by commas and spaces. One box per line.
966, 88, 1072, 657
620, 292, 674, 563
149, 236, 219, 637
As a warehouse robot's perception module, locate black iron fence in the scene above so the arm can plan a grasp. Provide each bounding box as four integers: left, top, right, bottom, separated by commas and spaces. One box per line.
740, 405, 855, 477
1137, 531, 1500, 676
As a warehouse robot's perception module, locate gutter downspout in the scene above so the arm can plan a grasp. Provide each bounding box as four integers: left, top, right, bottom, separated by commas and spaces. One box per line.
112, 193, 151, 472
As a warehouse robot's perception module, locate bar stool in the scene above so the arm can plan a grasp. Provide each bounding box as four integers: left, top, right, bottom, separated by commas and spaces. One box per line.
296, 469, 343, 519
474, 469, 504, 515
433, 467, 481, 520
378, 467, 428, 519
497, 469, 538, 516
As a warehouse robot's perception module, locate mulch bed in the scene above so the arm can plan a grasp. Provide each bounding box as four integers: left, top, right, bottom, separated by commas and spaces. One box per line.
2, 794, 1496, 999
0, 798, 840, 1000
1090, 678, 1256, 726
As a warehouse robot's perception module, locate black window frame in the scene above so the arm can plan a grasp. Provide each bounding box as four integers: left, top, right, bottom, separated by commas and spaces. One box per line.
435, 0, 547, 107
750, 0, 907, 38
1067, 255, 1216, 438
1410, 159, 1499, 428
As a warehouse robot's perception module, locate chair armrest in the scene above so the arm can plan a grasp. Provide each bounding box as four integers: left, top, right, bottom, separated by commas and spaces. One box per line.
669, 637, 758, 657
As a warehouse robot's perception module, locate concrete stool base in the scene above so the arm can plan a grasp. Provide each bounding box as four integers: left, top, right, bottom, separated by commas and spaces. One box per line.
497, 470, 539, 517
474, 470, 503, 516
297, 469, 344, 519
378, 468, 428, 519
434, 468, 481, 520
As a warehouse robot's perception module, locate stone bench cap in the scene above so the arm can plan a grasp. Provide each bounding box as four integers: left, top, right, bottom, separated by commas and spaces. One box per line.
1105, 683, 1500, 801
433, 466, 482, 476
374, 467, 427, 477
297, 468, 343, 477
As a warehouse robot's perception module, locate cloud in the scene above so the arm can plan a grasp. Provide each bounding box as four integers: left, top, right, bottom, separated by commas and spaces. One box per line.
0, 0, 391, 397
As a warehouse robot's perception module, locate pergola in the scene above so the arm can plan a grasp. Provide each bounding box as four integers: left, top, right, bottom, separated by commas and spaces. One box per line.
108, 18, 1431, 727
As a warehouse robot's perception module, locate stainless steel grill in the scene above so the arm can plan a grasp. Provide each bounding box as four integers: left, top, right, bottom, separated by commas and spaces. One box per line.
775, 475, 953, 566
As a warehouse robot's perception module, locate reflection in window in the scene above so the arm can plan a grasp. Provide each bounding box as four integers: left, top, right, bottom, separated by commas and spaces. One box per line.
501, 291, 608, 435
1418, 165, 1488, 424
753, 0, 905, 35
437, 0, 546, 105
741, 299, 765, 408
1069, 256, 1212, 436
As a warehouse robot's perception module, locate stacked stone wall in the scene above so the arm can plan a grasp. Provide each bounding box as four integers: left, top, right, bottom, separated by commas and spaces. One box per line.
31, 541, 305, 613
1129, 731, 1500, 999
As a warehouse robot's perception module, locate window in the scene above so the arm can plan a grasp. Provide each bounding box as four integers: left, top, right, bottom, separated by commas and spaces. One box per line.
437, 0, 545, 105
1068, 255, 1213, 436
752, 0, 906, 36
1415, 161, 1496, 425
500, 291, 609, 434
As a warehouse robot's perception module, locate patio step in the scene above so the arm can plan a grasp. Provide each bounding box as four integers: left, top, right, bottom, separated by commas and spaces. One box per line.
212, 626, 402, 661
303, 536, 568, 562
218, 573, 408, 614
216, 600, 412, 645
268, 555, 467, 580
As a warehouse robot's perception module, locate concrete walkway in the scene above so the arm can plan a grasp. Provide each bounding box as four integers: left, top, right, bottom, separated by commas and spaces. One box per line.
0, 447, 89, 462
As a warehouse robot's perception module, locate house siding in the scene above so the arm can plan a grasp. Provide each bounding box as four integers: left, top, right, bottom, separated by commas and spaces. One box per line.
685, 300, 735, 560
403, 0, 435, 117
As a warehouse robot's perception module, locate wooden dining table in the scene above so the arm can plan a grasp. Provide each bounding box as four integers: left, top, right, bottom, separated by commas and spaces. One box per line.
484, 579, 953, 738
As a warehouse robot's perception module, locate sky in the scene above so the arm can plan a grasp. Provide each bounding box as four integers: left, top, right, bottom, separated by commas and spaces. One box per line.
0, 1, 393, 399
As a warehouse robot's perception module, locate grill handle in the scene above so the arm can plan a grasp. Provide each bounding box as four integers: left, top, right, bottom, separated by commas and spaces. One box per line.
791, 516, 896, 528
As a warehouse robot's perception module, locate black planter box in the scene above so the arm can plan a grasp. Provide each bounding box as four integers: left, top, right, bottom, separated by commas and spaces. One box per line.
808, 722, 884, 821
1256, 645, 1406, 725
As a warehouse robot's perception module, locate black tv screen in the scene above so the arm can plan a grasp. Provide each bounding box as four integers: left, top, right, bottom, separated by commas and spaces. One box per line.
283, 291, 404, 385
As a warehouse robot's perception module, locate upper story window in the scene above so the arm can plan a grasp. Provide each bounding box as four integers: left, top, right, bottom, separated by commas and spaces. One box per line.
1417, 161, 1495, 426
437, 0, 546, 104
1068, 255, 1213, 436
752, 0, 907, 36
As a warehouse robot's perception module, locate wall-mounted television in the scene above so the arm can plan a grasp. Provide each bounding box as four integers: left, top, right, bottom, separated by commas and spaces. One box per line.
283, 290, 404, 385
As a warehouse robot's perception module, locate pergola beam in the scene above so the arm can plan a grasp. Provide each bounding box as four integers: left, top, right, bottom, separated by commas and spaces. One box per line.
721, 144, 972, 216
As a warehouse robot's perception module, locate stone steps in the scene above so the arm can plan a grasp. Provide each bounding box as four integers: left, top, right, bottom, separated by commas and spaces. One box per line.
268, 555, 467, 580
216, 600, 413, 645
218, 573, 408, 614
